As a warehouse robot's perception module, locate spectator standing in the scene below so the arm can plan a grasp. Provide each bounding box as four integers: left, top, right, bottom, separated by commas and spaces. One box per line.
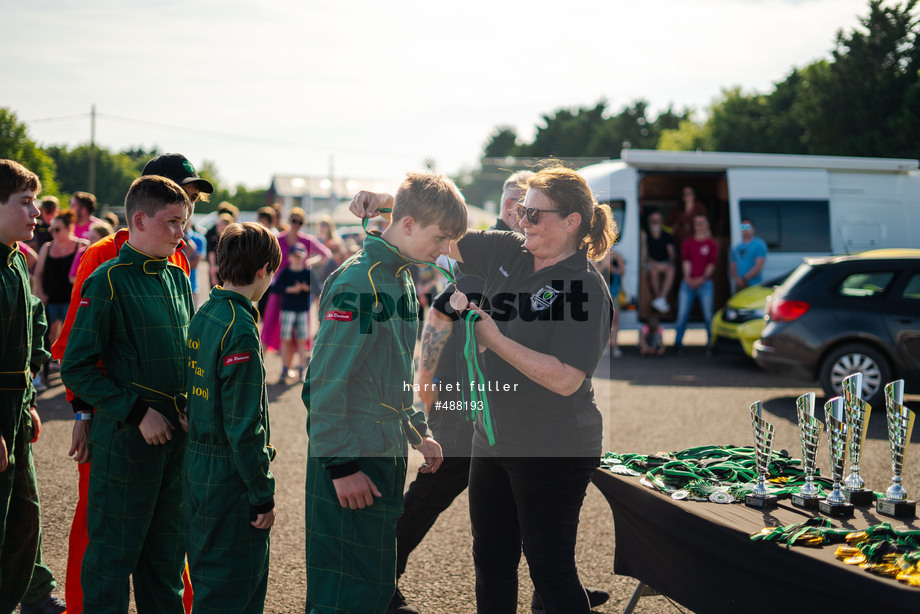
644, 210, 675, 313
599, 248, 625, 357
69, 192, 103, 241
183, 223, 206, 306
207, 213, 234, 288
673, 215, 718, 353
270, 243, 316, 382
32, 211, 89, 358
69, 222, 115, 285
665, 186, 708, 250
260, 207, 329, 354
730, 217, 767, 292
26, 196, 58, 254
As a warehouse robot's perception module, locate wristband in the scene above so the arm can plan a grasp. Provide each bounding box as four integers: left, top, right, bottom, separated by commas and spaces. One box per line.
75, 412, 93, 421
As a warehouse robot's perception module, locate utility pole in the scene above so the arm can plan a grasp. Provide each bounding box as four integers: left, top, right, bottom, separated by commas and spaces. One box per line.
89, 104, 96, 194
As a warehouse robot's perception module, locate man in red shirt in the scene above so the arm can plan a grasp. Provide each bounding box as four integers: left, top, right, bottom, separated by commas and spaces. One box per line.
51, 153, 212, 614
673, 214, 717, 353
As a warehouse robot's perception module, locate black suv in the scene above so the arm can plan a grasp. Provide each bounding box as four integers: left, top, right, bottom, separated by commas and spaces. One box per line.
753, 249, 920, 408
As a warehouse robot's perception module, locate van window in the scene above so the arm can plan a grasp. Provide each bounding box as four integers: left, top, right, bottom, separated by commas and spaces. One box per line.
838, 271, 895, 297
601, 200, 625, 234
739, 200, 830, 253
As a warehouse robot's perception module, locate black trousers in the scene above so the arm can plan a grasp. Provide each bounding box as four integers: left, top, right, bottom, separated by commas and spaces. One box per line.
395, 455, 472, 578
469, 455, 599, 614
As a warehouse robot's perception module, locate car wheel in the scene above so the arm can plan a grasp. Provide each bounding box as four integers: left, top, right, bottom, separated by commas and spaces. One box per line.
819, 343, 892, 408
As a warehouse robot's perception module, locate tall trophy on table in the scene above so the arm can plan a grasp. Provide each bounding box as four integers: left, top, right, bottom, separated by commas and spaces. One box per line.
841, 373, 874, 505
819, 396, 854, 518
877, 379, 916, 518
745, 401, 778, 510
792, 392, 822, 509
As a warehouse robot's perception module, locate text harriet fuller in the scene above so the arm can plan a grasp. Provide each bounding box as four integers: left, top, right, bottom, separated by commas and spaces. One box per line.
404, 381, 519, 392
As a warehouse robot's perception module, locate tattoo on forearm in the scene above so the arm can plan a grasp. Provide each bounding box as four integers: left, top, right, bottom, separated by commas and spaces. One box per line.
420, 323, 451, 371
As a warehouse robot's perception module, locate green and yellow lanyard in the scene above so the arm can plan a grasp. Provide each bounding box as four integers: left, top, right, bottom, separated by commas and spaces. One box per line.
362, 211, 496, 446
602, 445, 833, 502
752, 520, 920, 586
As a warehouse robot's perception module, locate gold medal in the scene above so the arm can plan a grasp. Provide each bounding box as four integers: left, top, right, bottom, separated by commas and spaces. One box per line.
845, 531, 869, 544
844, 554, 867, 565
835, 545, 860, 559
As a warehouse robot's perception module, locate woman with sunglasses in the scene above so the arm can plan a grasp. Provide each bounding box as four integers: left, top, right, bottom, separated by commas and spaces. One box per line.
351, 164, 616, 614
259, 207, 331, 358
33, 210, 89, 347
460, 166, 615, 614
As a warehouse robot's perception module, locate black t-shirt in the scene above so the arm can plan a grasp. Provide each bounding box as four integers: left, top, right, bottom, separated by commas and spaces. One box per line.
271, 267, 314, 312
647, 230, 674, 263
456, 230, 612, 456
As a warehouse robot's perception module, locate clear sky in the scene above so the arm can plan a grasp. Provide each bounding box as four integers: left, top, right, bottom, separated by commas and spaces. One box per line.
2, 0, 873, 190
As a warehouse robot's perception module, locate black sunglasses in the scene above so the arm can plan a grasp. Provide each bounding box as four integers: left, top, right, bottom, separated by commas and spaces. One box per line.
289, 218, 303, 225
516, 204, 566, 225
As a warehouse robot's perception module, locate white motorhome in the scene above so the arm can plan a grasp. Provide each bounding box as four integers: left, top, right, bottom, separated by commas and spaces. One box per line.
579, 149, 920, 327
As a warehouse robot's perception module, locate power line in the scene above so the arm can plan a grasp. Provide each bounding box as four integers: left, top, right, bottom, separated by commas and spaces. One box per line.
23, 113, 91, 124
24, 110, 423, 161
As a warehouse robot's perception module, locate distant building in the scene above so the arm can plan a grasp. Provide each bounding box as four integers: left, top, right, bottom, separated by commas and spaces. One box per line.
267, 173, 494, 231
267, 175, 401, 228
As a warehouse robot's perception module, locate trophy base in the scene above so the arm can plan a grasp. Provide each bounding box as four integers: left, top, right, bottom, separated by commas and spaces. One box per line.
791, 493, 820, 509
745, 493, 778, 510
842, 488, 875, 506
819, 500, 854, 518
877, 499, 917, 519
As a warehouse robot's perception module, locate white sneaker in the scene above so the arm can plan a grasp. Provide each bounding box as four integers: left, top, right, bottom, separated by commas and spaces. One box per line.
652, 297, 669, 313
612, 348, 623, 358
33, 375, 46, 393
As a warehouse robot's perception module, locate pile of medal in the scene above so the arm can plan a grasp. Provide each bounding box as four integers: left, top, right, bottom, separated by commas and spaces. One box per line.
600, 444, 830, 504
751, 519, 920, 587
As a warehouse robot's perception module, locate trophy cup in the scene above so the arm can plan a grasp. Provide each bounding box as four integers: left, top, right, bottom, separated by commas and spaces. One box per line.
819, 396, 855, 518
792, 392, 822, 509
877, 380, 916, 518
745, 401, 779, 510
841, 373, 874, 505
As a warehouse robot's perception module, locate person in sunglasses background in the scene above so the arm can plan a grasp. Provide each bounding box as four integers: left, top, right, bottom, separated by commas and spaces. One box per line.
453, 165, 616, 614
259, 207, 330, 358
729, 217, 767, 292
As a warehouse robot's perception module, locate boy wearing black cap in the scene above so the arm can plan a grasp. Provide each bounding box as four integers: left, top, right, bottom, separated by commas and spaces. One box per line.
52, 151, 212, 614
61, 175, 194, 613
184, 222, 281, 614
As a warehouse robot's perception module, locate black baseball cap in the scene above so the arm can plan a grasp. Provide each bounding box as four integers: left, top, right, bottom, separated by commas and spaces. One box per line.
142, 153, 214, 193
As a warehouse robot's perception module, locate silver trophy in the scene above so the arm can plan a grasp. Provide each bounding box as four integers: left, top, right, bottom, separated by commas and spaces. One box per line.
841, 373, 874, 505
792, 392, 822, 509
877, 380, 916, 518
819, 396, 854, 517
745, 401, 778, 509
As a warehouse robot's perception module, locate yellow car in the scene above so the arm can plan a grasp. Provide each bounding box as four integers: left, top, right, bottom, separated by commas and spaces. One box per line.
711, 273, 790, 357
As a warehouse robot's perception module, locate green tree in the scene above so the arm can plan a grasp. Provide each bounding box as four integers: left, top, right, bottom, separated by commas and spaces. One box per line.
0, 108, 59, 196
45, 144, 139, 212
799, 0, 919, 157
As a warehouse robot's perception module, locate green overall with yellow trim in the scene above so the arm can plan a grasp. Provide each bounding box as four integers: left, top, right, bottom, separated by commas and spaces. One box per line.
61, 243, 193, 614
184, 286, 275, 614
303, 231, 430, 614
0, 242, 50, 613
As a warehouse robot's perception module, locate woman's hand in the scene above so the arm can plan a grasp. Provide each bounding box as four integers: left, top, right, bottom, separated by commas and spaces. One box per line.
469, 302, 500, 353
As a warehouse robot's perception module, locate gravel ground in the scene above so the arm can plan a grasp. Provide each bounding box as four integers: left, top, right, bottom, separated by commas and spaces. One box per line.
27, 328, 920, 613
